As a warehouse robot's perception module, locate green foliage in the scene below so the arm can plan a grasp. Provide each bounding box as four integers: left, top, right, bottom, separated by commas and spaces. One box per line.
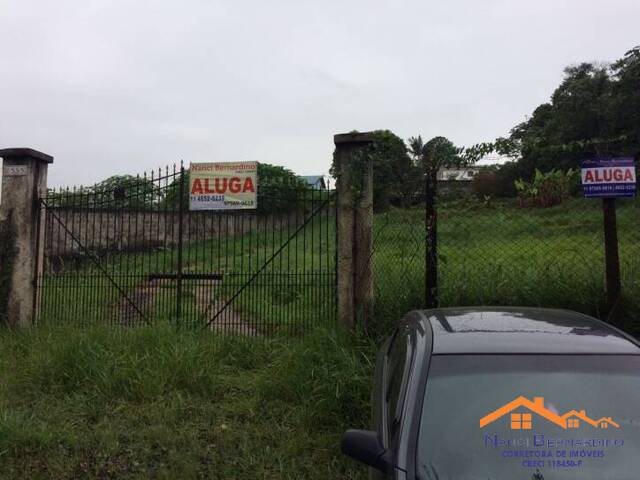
373, 198, 640, 336
465, 47, 640, 181
408, 135, 467, 176
258, 328, 373, 430
513, 169, 578, 208
47, 175, 159, 209
0, 325, 372, 478
506, 47, 640, 175
330, 130, 418, 211
94, 175, 159, 209
407, 135, 470, 206
0, 211, 17, 325
369, 130, 418, 210
255, 163, 310, 214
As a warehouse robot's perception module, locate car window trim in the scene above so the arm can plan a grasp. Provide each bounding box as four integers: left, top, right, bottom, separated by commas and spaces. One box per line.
382, 326, 415, 449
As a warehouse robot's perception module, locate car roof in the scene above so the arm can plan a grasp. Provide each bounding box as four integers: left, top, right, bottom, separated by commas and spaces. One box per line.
412, 307, 640, 354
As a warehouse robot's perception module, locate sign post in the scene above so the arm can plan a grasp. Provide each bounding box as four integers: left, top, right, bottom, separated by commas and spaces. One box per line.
581, 158, 636, 318
189, 162, 258, 211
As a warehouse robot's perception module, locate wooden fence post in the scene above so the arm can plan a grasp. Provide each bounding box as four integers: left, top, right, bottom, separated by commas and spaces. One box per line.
334, 132, 374, 330
0, 148, 53, 326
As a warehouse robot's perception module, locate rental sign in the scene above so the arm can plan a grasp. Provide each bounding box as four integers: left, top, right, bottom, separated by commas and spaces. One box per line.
189, 162, 258, 210
581, 158, 636, 198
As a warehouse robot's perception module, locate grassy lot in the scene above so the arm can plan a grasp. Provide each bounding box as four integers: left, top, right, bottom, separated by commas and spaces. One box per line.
0, 325, 372, 479
39, 209, 336, 332
22, 194, 639, 479
373, 196, 640, 336
42, 195, 640, 336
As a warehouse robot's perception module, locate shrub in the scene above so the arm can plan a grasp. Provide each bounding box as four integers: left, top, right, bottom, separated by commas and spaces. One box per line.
514, 169, 577, 208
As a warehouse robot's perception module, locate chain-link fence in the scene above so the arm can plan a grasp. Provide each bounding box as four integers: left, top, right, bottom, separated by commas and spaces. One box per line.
372, 194, 640, 337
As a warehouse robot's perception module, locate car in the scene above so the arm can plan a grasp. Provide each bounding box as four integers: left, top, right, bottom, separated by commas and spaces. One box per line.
341, 307, 640, 479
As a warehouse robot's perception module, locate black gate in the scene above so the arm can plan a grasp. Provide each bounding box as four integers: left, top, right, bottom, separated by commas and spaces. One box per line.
36, 164, 336, 335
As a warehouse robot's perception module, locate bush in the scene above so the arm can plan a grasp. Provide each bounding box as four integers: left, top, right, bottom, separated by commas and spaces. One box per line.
255, 163, 311, 214
514, 169, 577, 208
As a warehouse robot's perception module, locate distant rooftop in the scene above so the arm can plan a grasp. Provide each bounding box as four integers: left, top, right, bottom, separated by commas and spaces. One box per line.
300, 175, 327, 190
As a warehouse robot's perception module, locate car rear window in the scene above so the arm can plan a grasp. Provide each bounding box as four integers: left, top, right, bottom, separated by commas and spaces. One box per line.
417, 355, 640, 480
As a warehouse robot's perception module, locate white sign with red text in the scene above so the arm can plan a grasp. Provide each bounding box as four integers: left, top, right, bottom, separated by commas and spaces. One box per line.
581, 158, 636, 198
189, 162, 257, 210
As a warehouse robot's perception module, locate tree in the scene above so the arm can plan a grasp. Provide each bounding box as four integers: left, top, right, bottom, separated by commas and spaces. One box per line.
369, 130, 418, 210
330, 129, 418, 211
92, 175, 159, 209
609, 46, 640, 156
502, 47, 640, 179
408, 135, 466, 177
46, 174, 158, 208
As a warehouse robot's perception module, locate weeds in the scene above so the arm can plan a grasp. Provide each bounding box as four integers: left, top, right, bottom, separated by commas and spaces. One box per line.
0, 325, 373, 479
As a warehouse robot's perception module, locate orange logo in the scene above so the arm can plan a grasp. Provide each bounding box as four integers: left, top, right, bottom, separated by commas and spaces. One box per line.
480, 396, 619, 430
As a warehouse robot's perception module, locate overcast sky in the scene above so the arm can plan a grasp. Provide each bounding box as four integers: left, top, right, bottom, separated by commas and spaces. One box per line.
1, 0, 638, 187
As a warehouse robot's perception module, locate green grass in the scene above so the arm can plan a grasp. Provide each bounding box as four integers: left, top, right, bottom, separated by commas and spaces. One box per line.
0, 325, 373, 479
39, 210, 336, 332
372, 196, 640, 337
42, 195, 640, 338
15, 195, 640, 478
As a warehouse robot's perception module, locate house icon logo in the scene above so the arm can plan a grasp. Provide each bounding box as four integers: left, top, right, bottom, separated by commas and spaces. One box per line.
479, 396, 620, 430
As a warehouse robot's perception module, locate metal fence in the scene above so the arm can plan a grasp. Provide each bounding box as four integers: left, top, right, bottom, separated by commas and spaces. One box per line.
36, 165, 337, 335
372, 193, 640, 336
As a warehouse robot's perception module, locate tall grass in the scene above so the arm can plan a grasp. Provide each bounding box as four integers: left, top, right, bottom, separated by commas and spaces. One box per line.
0, 325, 372, 479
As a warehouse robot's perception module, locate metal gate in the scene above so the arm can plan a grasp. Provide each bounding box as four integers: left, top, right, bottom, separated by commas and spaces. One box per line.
36, 164, 336, 335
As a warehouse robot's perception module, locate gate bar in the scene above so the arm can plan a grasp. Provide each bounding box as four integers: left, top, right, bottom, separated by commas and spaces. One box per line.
40, 199, 151, 325
176, 163, 185, 322
202, 191, 336, 329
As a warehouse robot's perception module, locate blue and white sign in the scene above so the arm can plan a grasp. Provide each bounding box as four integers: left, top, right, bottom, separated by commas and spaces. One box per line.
581, 158, 636, 198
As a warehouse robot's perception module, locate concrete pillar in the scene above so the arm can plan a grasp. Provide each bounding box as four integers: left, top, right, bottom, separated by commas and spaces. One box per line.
0, 148, 53, 326
354, 156, 374, 326
334, 132, 374, 330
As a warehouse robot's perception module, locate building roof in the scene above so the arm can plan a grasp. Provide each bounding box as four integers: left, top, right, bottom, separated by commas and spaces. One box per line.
417, 307, 640, 354
436, 168, 480, 182
300, 175, 326, 187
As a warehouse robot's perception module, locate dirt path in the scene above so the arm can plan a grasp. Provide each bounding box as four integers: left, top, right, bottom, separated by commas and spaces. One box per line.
194, 283, 261, 336
116, 279, 160, 326
114, 277, 260, 335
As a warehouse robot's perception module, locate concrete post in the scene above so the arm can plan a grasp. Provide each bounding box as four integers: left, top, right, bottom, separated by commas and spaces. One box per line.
0, 148, 53, 326
334, 132, 374, 330
354, 156, 374, 326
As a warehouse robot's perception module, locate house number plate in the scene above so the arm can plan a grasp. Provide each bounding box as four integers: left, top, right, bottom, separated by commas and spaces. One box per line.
3, 165, 27, 177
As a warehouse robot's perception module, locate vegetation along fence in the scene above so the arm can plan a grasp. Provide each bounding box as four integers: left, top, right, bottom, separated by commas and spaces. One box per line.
36, 164, 337, 335
372, 189, 640, 337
